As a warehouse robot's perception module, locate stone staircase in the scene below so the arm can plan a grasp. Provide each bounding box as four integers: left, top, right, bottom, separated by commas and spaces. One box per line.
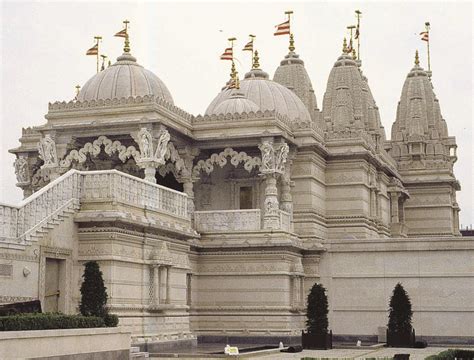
130, 346, 149, 359
0, 169, 191, 250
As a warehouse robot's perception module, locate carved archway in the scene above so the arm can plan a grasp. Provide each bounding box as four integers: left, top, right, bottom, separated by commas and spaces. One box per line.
192, 147, 261, 177
59, 136, 141, 167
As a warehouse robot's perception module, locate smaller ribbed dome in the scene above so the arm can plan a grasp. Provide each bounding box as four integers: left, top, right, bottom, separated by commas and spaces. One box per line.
212, 91, 260, 115
77, 53, 173, 104
205, 68, 311, 123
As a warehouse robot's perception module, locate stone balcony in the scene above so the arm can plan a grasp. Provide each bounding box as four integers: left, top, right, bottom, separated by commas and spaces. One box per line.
194, 209, 292, 233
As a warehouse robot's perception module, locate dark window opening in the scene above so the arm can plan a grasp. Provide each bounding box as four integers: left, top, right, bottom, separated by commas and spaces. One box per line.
239, 186, 253, 209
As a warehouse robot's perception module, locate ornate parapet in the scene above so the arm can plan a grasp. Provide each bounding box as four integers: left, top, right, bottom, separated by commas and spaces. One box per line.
48, 95, 193, 123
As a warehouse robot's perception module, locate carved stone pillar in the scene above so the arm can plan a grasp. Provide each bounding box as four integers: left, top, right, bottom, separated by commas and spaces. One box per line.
177, 146, 199, 220
390, 192, 400, 224
134, 127, 170, 183
280, 158, 293, 215
165, 266, 171, 304
153, 265, 160, 305
259, 139, 289, 230
263, 174, 280, 229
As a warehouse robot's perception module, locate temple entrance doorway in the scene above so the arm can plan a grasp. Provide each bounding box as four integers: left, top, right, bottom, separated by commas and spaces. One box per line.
44, 258, 65, 313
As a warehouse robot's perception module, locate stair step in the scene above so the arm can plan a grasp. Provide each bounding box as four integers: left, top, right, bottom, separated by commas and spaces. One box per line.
130, 347, 140, 353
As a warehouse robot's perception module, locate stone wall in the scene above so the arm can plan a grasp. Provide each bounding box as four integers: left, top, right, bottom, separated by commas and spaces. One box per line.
318, 236, 474, 341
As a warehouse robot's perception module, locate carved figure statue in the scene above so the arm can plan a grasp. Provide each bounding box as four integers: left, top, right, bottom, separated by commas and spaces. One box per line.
138, 128, 153, 159
275, 143, 289, 173
14, 156, 29, 183
38, 135, 57, 166
155, 130, 171, 163
259, 141, 274, 172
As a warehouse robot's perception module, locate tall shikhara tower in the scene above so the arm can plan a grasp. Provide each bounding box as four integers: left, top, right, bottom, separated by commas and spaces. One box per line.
389, 52, 460, 236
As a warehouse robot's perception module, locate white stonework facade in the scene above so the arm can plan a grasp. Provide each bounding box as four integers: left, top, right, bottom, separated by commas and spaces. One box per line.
1, 42, 473, 347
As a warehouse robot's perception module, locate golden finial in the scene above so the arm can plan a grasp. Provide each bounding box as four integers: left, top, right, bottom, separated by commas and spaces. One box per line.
289, 33, 295, 52
252, 50, 260, 69
415, 50, 420, 66
352, 48, 357, 60
343, 38, 348, 53
230, 61, 237, 80
123, 20, 130, 53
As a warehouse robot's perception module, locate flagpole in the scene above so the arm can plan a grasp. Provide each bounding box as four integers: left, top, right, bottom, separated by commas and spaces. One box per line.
347, 25, 356, 58
425, 22, 431, 72
123, 20, 130, 53
94, 36, 102, 73
249, 34, 256, 64
355, 10, 362, 60
228, 37, 237, 84
285, 10, 294, 52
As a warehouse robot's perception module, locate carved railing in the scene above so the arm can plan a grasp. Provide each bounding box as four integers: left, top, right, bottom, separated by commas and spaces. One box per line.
194, 208, 293, 233
194, 209, 261, 232
1, 169, 188, 246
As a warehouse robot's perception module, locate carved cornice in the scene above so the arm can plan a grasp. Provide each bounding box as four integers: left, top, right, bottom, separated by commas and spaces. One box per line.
48, 95, 193, 122
193, 109, 293, 130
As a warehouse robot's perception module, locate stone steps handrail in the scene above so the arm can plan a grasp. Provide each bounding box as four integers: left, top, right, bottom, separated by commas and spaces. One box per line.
0, 169, 188, 244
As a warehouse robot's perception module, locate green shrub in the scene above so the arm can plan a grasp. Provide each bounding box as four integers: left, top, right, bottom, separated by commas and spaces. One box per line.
426, 349, 474, 360
103, 313, 119, 327
388, 283, 413, 334
80, 261, 108, 318
0, 313, 105, 331
306, 283, 329, 334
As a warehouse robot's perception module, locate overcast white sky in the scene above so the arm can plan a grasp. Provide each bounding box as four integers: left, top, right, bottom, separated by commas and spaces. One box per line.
0, 0, 472, 227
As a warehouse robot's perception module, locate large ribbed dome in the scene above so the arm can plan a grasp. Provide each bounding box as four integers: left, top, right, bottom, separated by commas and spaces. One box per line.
205, 68, 311, 123
77, 53, 174, 104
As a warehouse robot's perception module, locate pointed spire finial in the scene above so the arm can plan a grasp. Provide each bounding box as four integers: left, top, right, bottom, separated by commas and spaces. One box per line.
343, 38, 348, 53
289, 33, 295, 52
252, 49, 260, 69
123, 20, 130, 53
415, 50, 420, 66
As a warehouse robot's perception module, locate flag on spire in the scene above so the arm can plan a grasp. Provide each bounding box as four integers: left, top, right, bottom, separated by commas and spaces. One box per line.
242, 40, 253, 52
274, 20, 290, 36
86, 44, 98, 56
115, 28, 127, 38
220, 47, 233, 60
420, 31, 429, 42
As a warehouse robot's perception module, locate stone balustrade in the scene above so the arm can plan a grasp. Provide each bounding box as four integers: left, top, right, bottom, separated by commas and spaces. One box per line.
0, 169, 188, 245
194, 209, 292, 233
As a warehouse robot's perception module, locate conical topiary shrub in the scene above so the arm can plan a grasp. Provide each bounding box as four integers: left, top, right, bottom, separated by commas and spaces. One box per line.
387, 282, 414, 347
302, 283, 332, 349
79, 261, 108, 318
306, 283, 329, 334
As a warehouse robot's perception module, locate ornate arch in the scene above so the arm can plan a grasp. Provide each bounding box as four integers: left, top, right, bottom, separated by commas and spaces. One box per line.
192, 147, 261, 177
59, 136, 141, 167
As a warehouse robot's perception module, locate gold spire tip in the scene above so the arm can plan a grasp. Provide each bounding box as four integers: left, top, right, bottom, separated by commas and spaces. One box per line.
343, 37, 348, 53
252, 49, 260, 69
289, 33, 295, 52
415, 50, 420, 66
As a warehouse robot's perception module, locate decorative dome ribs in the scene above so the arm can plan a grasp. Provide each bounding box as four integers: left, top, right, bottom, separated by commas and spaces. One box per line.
322, 52, 386, 145
273, 51, 319, 120
205, 68, 311, 124
389, 58, 455, 164
77, 53, 174, 104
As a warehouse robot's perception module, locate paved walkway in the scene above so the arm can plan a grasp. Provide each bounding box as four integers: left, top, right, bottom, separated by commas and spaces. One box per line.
151, 345, 461, 359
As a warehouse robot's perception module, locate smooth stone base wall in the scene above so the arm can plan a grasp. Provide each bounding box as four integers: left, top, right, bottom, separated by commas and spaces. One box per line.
0, 327, 131, 360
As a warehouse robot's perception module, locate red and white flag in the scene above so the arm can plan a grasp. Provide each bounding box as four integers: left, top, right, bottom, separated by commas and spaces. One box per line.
86, 44, 98, 56
220, 47, 233, 60
274, 20, 290, 36
114, 28, 127, 38
242, 40, 253, 52
420, 31, 429, 42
